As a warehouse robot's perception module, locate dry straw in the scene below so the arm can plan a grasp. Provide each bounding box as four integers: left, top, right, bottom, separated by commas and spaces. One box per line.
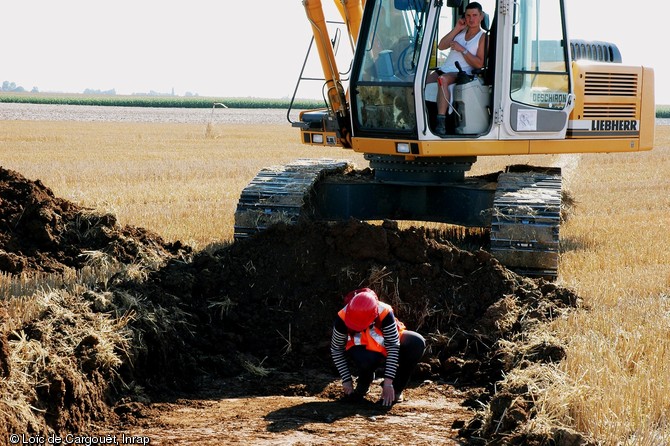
1, 289, 132, 431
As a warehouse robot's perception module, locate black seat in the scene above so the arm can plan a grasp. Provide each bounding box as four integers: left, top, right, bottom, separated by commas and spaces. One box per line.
483, 11, 497, 86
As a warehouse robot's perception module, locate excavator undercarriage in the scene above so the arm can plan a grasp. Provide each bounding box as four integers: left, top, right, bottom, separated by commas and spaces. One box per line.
234, 159, 562, 279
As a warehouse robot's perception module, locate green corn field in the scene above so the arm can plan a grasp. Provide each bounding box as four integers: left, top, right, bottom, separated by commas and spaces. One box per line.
0, 92, 324, 110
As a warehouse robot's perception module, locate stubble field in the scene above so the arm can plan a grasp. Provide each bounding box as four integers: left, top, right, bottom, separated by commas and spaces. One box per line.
1, 103, 670, 444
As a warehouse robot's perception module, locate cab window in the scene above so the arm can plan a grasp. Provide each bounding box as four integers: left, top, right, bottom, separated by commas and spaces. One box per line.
511, 0, 570, 109
353, 0, 430, 135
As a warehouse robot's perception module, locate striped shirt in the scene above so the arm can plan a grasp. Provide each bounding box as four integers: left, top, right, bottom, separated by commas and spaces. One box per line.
330, 311, 401, 383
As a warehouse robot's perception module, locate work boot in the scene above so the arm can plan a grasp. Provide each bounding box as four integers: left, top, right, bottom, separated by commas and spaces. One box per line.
341, 383, 369, 403
355, 382, 371, 397
435, 114, 447, 136
341, 390, 366, 403
354, 371, 374, 396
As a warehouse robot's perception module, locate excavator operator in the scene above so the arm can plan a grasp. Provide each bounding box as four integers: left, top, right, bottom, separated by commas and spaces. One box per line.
426, 1, 487, 135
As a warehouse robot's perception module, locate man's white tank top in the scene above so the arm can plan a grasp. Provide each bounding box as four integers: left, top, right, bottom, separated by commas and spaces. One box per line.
440, 29, 485, 73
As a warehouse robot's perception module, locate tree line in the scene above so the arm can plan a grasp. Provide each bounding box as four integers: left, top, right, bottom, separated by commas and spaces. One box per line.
1, 81, 37, 93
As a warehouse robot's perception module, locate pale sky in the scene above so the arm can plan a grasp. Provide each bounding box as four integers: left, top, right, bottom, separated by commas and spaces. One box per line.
2, 1, 667, 103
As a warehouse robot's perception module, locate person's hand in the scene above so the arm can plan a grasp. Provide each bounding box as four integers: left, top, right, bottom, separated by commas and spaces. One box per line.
450, 42, 465, 53
342, 381, 354, 396
381, 383, 395, 406
456, 17, 466, 31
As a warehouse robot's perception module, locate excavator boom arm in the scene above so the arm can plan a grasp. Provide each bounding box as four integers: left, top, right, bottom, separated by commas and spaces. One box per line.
302, 0, 352, 118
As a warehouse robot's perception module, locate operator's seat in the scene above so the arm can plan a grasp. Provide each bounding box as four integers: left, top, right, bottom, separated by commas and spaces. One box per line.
482, 12, 496, 86
376, 50, 401, 81
452, 12, 494, 135
470, 12, 492, 81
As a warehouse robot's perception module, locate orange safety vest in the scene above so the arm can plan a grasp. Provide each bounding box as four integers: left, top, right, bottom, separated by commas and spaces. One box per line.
337, 302, 406, 356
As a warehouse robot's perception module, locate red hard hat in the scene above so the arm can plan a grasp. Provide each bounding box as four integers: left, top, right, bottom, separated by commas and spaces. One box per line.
344, 289, 379, 332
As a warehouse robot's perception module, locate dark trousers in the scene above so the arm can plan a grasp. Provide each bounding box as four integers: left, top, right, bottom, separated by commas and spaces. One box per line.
347, 330, 426, 394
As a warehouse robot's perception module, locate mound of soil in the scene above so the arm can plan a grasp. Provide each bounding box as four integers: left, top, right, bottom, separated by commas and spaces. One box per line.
0, 167, 589, 445
0, 167, 189, 274
113, 219, 584, 444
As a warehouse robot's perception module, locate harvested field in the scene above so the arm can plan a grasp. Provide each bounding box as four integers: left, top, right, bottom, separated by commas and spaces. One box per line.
0, 102, 290, 124
1, 104, 669, 445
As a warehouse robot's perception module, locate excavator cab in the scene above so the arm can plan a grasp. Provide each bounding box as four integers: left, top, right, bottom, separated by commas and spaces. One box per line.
348, 0, 574, 148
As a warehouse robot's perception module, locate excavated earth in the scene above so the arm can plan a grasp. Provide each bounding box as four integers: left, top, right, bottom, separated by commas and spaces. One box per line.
0, 166, 593, 445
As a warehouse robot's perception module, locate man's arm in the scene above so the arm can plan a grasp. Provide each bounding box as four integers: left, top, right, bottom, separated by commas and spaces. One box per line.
438, 18, 466, 50
330, 318, 352, 383
380, 313, 400, 380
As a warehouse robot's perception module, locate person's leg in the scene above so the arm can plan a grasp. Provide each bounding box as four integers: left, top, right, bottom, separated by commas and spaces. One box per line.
391, 331, 426, 398
347, 346, 385, 395
425, 71, 440, 133
437, 73, 456, 114
426, 70, 439, 84
435, 74, 456, 135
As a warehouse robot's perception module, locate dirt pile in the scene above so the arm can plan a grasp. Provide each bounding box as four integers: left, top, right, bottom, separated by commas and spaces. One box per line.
0, 167, 590, 445
0, 290, 132, 438
0, 167, 189, 274
113, 219, 586, 444
0, 167, 187, 439
137, 220, 577, 381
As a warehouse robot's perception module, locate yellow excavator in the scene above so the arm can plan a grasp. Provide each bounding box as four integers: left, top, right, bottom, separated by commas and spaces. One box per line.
235, 0, 654, 278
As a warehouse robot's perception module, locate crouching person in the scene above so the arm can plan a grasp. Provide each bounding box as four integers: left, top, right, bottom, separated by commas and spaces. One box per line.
330, 288, 426, 406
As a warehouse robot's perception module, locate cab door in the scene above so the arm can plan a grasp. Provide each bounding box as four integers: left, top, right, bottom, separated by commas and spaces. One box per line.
499, 0, 574, 139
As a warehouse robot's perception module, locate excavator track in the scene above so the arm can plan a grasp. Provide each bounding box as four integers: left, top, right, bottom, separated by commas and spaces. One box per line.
236, 160, 563, 279
490, 168, 562, 279
234, 159, 350, 239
